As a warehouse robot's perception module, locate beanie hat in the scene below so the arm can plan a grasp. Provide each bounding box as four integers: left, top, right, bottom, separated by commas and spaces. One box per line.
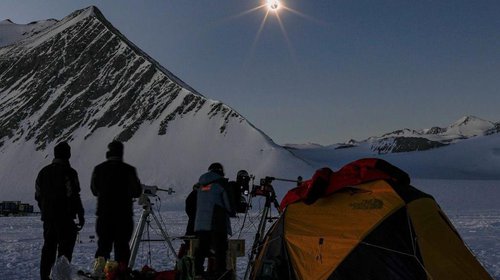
54, 142, 71, 160
208, 162, 224, 176
106, 140, 124, 159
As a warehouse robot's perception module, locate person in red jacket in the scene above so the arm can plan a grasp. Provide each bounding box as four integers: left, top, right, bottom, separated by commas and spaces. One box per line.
194, 163, 233, 278
35, 141, 85, 280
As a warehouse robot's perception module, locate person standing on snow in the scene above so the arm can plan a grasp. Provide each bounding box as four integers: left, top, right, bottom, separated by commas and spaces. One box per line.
177, 183, 200, 259
35, 141, 85, 280
90, 140, 142, 277
194, 162, 233, 278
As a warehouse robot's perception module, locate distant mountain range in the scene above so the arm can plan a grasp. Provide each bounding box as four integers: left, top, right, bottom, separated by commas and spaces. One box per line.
285, 116, 500, 180
1, 6, 499, 208
360, 115, 500, 154
288, 116, 500, 154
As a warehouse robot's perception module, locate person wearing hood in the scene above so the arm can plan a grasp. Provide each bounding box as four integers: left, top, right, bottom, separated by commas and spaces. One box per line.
90, 140, 142, 277
194, 162, 232, 278
35, 141, 85, 280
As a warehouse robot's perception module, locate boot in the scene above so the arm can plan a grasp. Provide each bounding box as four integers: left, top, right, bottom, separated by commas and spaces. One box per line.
104, 260, 119, 280
92, 256, 106, 279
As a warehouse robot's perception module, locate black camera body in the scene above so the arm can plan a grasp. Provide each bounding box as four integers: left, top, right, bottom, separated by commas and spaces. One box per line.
251, 177, 276, 198
223, 178, 249, 214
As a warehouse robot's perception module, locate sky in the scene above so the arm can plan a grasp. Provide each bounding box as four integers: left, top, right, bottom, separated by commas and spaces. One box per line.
1, 0, 499, 145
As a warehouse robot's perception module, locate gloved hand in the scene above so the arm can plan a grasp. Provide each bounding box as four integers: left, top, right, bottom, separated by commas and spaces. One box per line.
76, 214, 85, 231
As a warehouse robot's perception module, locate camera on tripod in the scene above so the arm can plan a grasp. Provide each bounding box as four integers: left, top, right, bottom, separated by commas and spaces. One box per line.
138, 184, 175, 206
251, 176, 276, 198
141, 184, 175, 196
130, 184, 178, 268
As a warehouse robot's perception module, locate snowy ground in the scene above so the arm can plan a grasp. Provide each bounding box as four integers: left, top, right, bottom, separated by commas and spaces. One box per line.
0, 180, 498, 279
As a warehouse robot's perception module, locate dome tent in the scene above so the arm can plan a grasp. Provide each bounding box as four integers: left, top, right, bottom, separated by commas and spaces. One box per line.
251, 158, 493, 280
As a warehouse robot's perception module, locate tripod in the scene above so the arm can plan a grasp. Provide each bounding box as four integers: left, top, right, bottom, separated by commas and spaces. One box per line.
129, 186, 178, 269
243, 185, 282, 280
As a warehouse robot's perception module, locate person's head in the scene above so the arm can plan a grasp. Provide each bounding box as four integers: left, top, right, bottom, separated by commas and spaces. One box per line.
106, 140, 124, 159
208, 162, 224, 177
54, 142, 71, 160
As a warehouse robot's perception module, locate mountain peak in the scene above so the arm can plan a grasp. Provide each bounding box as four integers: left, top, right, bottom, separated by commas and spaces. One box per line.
450, 115, 485, 127
0, 5, 249, 149
85, 5, 100, 13
0, 19, 14, 25
68, 5, 101, 19
446, 115, 494, 138
58, 5, 106, 27
75, 5, 201, 95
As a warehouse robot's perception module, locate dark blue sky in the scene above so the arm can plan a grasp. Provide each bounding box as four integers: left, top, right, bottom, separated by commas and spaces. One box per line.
1, 0, 499, 144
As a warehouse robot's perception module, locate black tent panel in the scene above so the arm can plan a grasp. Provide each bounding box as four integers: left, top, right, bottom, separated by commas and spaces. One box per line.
328, 207, 428, 280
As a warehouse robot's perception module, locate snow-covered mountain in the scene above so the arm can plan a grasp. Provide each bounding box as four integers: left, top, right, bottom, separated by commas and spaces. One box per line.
0, 6, 313, 208
328, 116, 500, 154
0, 18, 59, 48
286, 118, 500, 180
301, 133, 500, 180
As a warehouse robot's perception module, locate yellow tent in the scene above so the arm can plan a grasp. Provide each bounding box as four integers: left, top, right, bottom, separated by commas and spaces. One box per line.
251, 158, 493, 280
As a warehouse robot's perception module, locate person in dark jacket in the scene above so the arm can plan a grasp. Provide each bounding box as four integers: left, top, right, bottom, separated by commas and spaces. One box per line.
35, 141, 85, 280
177, 183, 200, 259
194, 162, 232, 278
90, 141, 142, 275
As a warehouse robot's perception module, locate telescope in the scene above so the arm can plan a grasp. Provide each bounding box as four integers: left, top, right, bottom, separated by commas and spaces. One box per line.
141, 184, 175, 196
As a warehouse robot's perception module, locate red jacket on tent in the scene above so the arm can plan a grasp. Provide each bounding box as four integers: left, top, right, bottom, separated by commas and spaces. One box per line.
280, 158, 410, 210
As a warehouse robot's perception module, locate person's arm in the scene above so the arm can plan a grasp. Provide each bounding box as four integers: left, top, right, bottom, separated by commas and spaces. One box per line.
35, 171, 43, 210
185, 187, 197, 216
90, 168, 99, 196
129, 168, 142, 198
71, 171, 85, 230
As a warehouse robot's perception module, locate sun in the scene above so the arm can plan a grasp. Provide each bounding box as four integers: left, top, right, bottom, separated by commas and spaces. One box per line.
223, 0, 321, 64
267, 0, 281, 11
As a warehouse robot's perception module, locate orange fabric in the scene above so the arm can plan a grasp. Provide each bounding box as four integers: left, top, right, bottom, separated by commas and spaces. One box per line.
408, 199, 493, 280
281, 158, 409, 210
284, 180, 405, 280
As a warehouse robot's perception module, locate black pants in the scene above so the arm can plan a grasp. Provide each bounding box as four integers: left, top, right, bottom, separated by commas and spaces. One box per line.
95, 216, 134, 264
194, 230, 228, 276
40, 219, 77, 280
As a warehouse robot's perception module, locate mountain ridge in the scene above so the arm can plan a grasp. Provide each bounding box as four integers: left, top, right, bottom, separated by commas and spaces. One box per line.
331, 115, 499, 154
0, 6, 312, 207
0, 6, 238, 149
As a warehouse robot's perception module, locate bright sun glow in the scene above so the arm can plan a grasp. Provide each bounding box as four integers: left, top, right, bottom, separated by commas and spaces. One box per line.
267, 0, 281, 11
222, 0, 321, 65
